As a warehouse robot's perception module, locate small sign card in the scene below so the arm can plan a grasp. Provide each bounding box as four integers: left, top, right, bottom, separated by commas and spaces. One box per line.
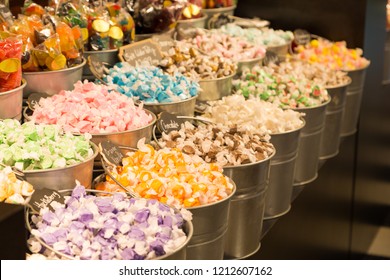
28, 188, 65, 214
118, 39, 163, 66
151, 33, 175, 52
194, 100, 209, 114
293, 29, 311, 46
157, 112, 186, 134
87, 55, 107, 83
99, 141, 124, 166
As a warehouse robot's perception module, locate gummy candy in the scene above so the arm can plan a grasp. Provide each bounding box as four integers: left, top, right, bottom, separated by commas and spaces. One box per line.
0, 34, 23, 92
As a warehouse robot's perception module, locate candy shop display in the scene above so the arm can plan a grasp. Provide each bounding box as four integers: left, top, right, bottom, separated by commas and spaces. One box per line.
27, 185, 191, 260
96, 139, 234, 209
156, 121, 275, 167
294, 38, 370, 71
182, 28, 266, 62
233, 64, 329, 109
30, 81, 154, 134
103, 62, 199, 103
0, 166, 34, 205
159, 41, 236, 80
0, 33, 23, 92
219, 23, 294, 48
201, 94, 305, 134
0, 119, 94, 170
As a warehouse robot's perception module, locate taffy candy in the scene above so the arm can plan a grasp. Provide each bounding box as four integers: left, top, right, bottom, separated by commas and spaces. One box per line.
157, 121, 275, 167
0, 33, 23, 92
160, 41, 236, 80
126, 0, 186, 34
100, 139, 234, 209
202, 0, 234, 8
28, 185, 190, 260
233, 64, 329, 109
202, 94, 305, 134
294, 38, 370, 71
182, 28, 266, 62
0, 119, 94, 170
220, 23, 294, 47
104, 62, 199, 103
30, 81, 154, 134
0, 166, 34, 205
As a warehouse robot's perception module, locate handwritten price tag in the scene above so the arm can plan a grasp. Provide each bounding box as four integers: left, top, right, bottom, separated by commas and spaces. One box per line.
157, 112, 185, 134
99, 141, 124, 166
29, 188, 65, 214
118, 39, 163, 66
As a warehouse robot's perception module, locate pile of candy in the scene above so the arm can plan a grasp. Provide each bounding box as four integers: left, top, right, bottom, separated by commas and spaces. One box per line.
182, 28, 266, 62
0, 119, 94, 170
274, 59, 351, 87
202, 0, 234, 8
156, 121, 275, 166
202, 94, 305, 134
0, 34, 23, 92
180, 0, 203, 20
294, 38, 370, 70
27, 185, 190, 260
30, 81, 154, 134
98, 139, 234, 209
0, 167, 34, 205
160, 42, 236, 80
104, 62, 199, 103
220, 24, 294, 47
233, 65, 330, 108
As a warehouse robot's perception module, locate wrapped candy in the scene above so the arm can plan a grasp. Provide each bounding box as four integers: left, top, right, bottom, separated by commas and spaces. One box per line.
0, 167, 34, 205
22, 0, 46, 17
0, 33, 23, 92
202, 0, 234, 9
180, 0, 203, 20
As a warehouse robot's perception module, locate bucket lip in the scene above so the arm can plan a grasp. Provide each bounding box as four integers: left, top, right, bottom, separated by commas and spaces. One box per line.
143, 93, 198, 106
291, 95, 332, 112
22, 58, 87, 75
341, 60, 371, 72
202, 5, 237, 13
0, 78, 27, 96
269, 117, 306, 136
84, 49, 119, 55
325, 76, 352, 89
23, 107, 157, 136
237, 55, 265, 64
186, 177, 237, 210
22, 141, 98, 174
177, 14, 208, 23
198, 72, 236, 83
222, 147, 276, 171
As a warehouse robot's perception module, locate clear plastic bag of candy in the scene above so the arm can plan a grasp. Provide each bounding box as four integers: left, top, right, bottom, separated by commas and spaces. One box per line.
0, 33, 23, 92
202, 0, 234, 9
181, 0, 202, 19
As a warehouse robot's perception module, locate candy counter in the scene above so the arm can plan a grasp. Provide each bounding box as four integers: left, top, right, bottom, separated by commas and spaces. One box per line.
1, 0, 387, 260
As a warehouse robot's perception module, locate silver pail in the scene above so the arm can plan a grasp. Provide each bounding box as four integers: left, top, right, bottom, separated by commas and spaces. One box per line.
203, 6, 236, 29
176, 15, 207, 30
340, 62, 370, 137
264, 121, 305, 219
236, 57, 264, 76
186, 180, 236, 260
223, 151, 275, 259
198, 74, 235, 101
266, 41, 292, 58
319, 78, 351, 159
293, 99, 330, 186
143, 94, 197, 117
0, 79, 26, 121
82, 49, 119, 81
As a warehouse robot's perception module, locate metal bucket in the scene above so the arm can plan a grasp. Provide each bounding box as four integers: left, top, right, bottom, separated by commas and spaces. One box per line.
222, 151, 275, 260
319, 78, 351, 159
236, 57, 264, 76
266, 41, 292, 58
293, 99, 330, 186
383, 29, 390, 85
264, 121, 305, 220
198, 73, 235, 101
340, 62, 370, 137
0, 79, 26, 121
143, 94, 197, 116
203, 5, 236, 29
22, 59, 86, 98
134, 29, 175, 42
25, 188, 193, 260
22, 142, 98, 191
185, 180, 236, 260
176, 15, 207, 30
82, 49, 119, 81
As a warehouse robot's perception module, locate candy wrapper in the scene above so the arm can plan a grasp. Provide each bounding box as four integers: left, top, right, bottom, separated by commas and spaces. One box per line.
126, 0, 187, 34
0, 33, 23, 92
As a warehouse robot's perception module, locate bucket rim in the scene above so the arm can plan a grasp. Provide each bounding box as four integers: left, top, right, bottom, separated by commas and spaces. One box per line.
0, 78, 27, 96
21, 141, 98, 174
325, 76, 352, 89
198, 72, 236, 83
221, 147, 275, 170
177, 14, 208, 24
342, 60, 371, 72
202, 5, 237, 13
22, 58, 87, 75
291, 95, 331, 112
269, 117, 306, 136
237, 55, 265, 64
84, 49, 119, 55
143, 93, 198, 106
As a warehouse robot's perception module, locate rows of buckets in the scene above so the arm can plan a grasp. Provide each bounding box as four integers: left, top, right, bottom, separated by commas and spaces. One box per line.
1, 29, 370, 261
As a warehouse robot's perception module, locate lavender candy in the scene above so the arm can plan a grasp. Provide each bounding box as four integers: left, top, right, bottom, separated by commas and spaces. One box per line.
104, 63, 200, 104
27, 185, 191, 260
